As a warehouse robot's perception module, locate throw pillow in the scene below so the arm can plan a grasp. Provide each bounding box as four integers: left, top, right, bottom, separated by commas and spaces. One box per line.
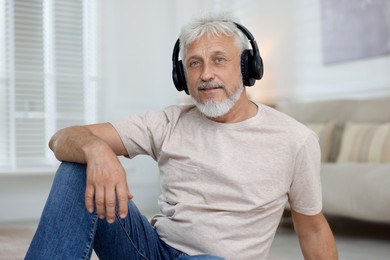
337, 122, 390, 162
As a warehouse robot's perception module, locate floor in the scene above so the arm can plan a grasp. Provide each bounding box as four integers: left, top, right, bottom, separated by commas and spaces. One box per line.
1, 215, 389, 260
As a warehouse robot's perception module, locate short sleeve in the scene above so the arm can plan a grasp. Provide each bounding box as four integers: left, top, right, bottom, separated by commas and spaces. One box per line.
110, 110, 170, 160
288, 132, 322, 215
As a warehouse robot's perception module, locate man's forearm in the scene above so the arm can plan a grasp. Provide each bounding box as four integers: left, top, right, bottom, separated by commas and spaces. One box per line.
49, 126, 106, 163
299, 227, 338, 260
49, 124, 132, 222
292, 210, 338, 260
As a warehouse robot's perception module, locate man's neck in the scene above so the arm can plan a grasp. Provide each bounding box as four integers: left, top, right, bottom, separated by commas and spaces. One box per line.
208, 98, 258, 124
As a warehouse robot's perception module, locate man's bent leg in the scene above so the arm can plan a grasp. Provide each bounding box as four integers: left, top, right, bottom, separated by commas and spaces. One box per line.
26, 162, 98, 259
26, 162, 181, 260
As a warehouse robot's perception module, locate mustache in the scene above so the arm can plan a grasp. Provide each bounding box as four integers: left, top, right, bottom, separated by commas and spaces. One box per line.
197, 81, 225, 90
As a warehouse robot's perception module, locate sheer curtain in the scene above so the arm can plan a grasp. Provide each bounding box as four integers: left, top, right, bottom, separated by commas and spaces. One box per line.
0, 0, 98, 172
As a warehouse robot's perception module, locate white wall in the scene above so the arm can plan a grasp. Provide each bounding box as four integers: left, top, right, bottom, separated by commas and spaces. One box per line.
222, 0, 390, 103
0, 173, 55, 223
290, 0, 390, 101
2, 0, 390, 223
99, 1, 194, 121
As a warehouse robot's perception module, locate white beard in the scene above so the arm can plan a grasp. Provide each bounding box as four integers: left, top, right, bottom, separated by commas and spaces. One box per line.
192, 82, 244, 118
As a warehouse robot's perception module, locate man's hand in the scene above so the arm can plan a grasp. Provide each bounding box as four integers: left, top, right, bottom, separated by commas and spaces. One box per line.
83, 141, 133, 223
49, 123, 132, 223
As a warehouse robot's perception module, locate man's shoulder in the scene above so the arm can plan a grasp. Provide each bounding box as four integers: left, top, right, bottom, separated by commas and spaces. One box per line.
162, 104, 197, 119
164, 104, 196, 112
261, 104, 315, 140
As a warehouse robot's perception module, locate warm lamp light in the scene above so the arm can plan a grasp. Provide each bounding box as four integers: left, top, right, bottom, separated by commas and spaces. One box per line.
246, 74, 272, 105
246, 45, 277, 107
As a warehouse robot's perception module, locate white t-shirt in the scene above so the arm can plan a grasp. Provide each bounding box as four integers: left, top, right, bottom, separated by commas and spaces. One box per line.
111, 103, 322, 260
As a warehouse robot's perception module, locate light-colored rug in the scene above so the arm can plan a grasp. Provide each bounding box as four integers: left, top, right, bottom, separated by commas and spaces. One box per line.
0, 228, 35, 260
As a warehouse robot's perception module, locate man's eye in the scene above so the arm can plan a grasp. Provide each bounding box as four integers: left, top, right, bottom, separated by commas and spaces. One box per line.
215, 57, 226, 63
189, 60, 200, 67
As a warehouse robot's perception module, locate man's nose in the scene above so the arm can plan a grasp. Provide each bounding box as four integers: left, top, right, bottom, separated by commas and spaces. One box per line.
200, 62, 215, 82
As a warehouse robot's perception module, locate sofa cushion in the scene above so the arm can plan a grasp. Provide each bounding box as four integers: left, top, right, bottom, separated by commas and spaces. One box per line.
337, 122, 390, 162
306, 122, 336, 162
277, 97, 390, 124
276, 97, 390, 162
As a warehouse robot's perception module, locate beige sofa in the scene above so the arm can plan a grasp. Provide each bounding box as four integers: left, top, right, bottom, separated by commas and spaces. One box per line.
277, 97, 390, 224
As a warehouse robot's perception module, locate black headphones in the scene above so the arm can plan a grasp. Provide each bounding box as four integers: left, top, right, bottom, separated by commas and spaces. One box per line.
172, 22, 264, 95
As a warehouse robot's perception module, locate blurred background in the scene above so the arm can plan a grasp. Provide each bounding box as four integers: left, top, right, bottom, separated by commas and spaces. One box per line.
0, 0, 390, 258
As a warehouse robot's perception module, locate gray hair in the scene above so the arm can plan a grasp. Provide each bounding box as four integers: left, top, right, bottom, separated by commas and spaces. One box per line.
179, 12, 249, 63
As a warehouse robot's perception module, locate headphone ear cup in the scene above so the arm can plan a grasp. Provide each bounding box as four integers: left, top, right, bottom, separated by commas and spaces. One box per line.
172, 60, 189, 94
172, 39, 189, 95
172, 63, 182, 92
252, 53, 264, 81
240, 49, 256, 86
176, 60, 189, 94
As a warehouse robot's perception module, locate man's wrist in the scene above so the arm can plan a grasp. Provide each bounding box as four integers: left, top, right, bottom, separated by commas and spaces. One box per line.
82, 137, 113, 162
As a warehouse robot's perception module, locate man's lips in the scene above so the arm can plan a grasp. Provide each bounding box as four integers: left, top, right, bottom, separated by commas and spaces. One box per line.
197, 81, 225, 91
199, 86, 222, 91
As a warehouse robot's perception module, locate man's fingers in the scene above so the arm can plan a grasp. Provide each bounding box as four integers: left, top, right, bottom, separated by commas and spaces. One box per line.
116, 184, 131, 219
85, 184, 95, 213
85, 161, 130, 223
95, 187, 105, 219
105, 188, 117, 224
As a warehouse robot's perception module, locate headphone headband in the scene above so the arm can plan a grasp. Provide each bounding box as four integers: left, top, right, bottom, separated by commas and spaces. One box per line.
172, 21, 263, 94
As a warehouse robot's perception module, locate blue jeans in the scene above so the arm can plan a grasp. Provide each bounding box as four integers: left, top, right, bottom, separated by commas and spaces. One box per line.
26, 162, 223, 260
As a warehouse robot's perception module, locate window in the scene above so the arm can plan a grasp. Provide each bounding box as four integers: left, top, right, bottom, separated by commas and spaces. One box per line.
0, 0, 99, 172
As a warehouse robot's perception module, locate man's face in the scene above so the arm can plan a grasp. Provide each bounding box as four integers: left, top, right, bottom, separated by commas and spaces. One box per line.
184, 34, 243, 108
